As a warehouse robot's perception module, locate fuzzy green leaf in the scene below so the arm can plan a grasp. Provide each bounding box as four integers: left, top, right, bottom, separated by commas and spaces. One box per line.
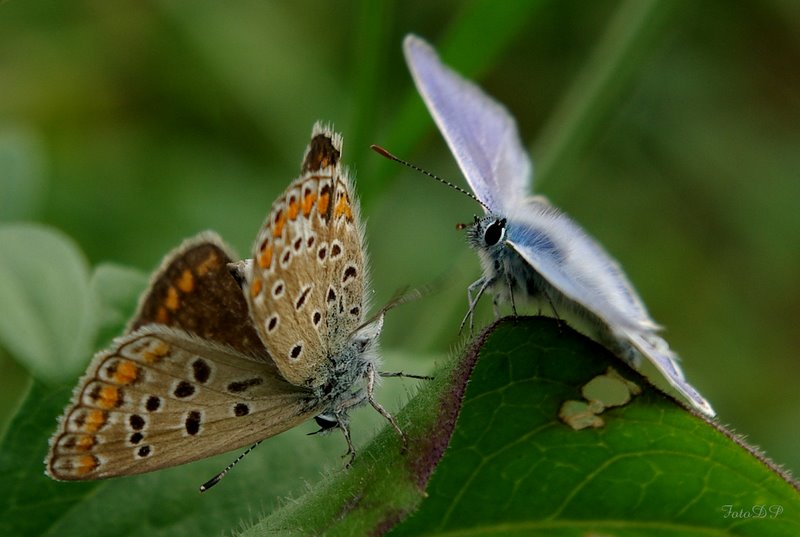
0, 224, 93, 384
3, 311, 798, 536
87, 263, 148, 349
388, 318, 800, 536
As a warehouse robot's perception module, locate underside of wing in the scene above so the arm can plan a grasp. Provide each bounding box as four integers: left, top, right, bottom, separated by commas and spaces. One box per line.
505, 205, 716, 416
505, 202, 655, 334
624, 331, 715, 416
47, 327, 322, 480
128, 231, 268, 359
246, 123, 368, 388
404, 34, 532, 212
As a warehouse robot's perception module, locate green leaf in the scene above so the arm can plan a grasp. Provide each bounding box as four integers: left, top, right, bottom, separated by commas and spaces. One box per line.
248, 318, 800, 536
0, 350, 432, 537
388, 318, 800, 536
0, 224, 94, 384
87, 263, 148, 349
3, 311, 798, 536
0, 382, 97, 537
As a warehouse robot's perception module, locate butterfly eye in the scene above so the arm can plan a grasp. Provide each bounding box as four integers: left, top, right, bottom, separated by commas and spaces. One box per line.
313, 414, 338, 431
483, 218, 506, 246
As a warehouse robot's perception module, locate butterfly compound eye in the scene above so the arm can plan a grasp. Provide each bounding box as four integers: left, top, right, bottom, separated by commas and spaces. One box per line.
483, 219, 506, 246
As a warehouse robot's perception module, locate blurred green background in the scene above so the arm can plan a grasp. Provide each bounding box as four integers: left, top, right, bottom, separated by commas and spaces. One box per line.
1, 0, 798, 489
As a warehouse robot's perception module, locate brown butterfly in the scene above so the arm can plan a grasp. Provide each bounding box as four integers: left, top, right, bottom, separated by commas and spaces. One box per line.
46, 123, 404, 490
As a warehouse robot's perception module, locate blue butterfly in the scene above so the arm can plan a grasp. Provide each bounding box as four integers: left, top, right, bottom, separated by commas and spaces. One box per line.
402, 35, 714, 417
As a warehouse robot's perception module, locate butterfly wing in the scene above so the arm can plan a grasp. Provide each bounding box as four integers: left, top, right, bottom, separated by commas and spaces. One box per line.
245, 123, 368, 388
505, 202, 652, 332
623, 331, 715, 416
47, 326, 321, 480
505, 203, 715, 415
403, 34, 532, 213
129, 231, 267, 358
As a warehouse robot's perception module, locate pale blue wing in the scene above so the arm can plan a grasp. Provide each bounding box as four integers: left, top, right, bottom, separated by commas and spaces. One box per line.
505, 202, 653, 333
624, 331, 715, 416
505, 203, 715, 416
404, 34, 532, 213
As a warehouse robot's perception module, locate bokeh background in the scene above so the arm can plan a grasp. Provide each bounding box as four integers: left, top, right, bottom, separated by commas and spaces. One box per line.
1, 0, 798, 502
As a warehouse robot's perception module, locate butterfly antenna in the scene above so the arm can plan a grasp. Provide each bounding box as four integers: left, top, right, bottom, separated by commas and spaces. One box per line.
370, 144, 489, 212
199, 440, 262, 493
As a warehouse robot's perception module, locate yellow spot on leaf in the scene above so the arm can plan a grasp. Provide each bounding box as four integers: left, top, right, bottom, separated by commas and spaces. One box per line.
559, 400, 605, 430
177, 269, 194, 293
559, 367, 641, 431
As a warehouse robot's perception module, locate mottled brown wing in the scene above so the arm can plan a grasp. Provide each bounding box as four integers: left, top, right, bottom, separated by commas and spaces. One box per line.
129, 231, 267, 358
244, 124, 368, 388
46, 326, 322, 480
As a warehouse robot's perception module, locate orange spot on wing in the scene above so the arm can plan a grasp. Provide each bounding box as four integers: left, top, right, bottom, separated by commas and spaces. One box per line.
143, 341, 170, 364
177, 269, 194, 293
113, 360, 139, 385
302, 192, 317, 216
335, 194, 353, 221
76, 435, 96, 451
259, 244, 274, 270
196, 251, 220, 276
165, 286, 180, 311
83, 410, 107, 433
318, 191, 330, 217
156, 306, 169, 324
250, 277, 263, 298
75, 454, 99, 476
288, 198, 300, 220
98, 386, 121, 409
273, 210, 287, 238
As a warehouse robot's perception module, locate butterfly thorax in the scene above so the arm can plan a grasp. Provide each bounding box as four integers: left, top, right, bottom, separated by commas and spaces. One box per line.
311, 317, 383, 413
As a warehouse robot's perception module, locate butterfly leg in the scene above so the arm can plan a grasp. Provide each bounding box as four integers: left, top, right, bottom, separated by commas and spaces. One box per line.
380, 371, 434, 380
542, 287, 565, 332
460, 277, 494, 335
334, 414, 357, 467
504, 266, 518, 318
367, 362, 407, 451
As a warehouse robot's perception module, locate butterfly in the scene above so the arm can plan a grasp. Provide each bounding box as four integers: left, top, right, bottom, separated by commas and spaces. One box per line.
46, 123, 404, 490
395, 34, 714, 417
